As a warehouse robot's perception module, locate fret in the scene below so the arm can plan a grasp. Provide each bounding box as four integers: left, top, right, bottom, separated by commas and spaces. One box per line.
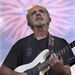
70, 41, 75, 48
62, 48, 66, 54
51, 50, 54, 54
65, 46, 69, 51
37, 59, 49, 71
71, 42, 75, 48
58, 51, 61, 56
65, 44, 72, 51
61, 49, 64, 55
56, 52, 58, 56
68, 44, 72, 49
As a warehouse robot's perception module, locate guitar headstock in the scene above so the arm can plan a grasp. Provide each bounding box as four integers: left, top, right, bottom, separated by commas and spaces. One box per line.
70, 41, 75, 48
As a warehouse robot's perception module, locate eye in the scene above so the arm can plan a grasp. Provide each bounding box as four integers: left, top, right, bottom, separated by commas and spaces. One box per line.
31, 11, 36, 16
39, 9, 45, 13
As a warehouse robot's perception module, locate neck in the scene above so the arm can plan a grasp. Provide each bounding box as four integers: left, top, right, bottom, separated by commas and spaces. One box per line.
33, 26, 49, 40
34, 32, 49, 40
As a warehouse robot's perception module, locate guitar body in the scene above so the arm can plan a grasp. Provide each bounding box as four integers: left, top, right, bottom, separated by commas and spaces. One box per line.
14, 49, 50, 75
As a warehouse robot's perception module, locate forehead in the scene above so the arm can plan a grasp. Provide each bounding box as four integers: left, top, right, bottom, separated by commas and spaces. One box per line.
28, 6, 45, 13
32, 6, 44, 10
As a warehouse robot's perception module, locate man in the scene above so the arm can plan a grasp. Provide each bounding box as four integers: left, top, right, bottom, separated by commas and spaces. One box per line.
0, 4, 74, 75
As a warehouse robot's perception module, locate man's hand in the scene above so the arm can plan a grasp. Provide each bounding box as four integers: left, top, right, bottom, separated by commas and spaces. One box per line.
49, 53, 71, 75
49, 53, 64, 73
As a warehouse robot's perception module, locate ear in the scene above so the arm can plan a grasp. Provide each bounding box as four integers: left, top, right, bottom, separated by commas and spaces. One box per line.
26, 14, 33, 27
49, 17, 51, 22
47, 17, 51, 25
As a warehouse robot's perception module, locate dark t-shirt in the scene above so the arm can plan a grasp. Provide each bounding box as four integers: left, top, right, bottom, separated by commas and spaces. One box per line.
3, 33, 74, 75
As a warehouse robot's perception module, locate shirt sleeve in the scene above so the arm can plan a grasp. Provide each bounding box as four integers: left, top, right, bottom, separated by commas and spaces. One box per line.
2, 41, 20, 70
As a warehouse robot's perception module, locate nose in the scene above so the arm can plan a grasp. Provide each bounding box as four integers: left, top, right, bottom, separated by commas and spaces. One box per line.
36, 13, 41, 17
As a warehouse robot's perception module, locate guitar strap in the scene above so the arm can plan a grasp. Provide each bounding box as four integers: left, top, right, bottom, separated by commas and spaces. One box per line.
48, 34, 54, 54
46, 34, 55, 75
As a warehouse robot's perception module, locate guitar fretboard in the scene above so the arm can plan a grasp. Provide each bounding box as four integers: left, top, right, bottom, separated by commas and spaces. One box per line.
37, 59, 49, 72
56, 41, 75, 56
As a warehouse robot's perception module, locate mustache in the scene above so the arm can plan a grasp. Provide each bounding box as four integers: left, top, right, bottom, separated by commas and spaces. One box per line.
36, 17, 43, 21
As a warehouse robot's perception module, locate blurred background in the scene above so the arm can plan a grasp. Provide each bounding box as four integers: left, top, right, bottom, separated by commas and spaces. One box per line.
0, 0, 75, 73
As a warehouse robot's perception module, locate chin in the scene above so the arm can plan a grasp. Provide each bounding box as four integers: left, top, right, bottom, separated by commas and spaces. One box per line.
34, 21, 46, 26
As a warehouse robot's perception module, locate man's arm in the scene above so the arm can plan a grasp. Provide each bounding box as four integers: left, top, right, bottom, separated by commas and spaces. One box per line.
0, 65, 27, 75
62, 65, 71, 75
56, 65, 71, 75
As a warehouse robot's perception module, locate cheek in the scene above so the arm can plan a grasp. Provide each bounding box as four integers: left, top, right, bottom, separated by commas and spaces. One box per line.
43, 26, 49, 30
43, 15, 48, 21
45, 16, 49, 21
30, 16, 35, 23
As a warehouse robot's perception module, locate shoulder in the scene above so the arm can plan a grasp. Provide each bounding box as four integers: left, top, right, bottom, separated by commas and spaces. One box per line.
16, 33, 33, 43
50, 34, 68, 47
13, 33, 33, 47
52, 34, 68, 43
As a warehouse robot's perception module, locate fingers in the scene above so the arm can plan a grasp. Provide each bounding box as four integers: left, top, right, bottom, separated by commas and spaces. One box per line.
52, 53, 58, 60
50, 53, 58, 61
49, 53, 64, 66
59, 56, 64, 65
49, 53, 58, 66
49, 53, 64, 73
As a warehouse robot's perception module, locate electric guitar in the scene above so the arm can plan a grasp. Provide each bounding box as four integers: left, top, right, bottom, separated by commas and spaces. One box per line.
14, 41, 75, 75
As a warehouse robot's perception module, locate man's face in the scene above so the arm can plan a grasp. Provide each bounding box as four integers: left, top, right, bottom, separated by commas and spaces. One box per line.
29, 6, 50, 26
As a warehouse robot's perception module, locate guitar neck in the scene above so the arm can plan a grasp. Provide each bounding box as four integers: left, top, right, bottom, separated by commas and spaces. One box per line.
56, 41, 75, 57
37, 59, 49, 72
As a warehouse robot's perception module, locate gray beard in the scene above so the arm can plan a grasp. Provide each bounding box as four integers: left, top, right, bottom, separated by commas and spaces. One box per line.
34, 20, 45, 26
